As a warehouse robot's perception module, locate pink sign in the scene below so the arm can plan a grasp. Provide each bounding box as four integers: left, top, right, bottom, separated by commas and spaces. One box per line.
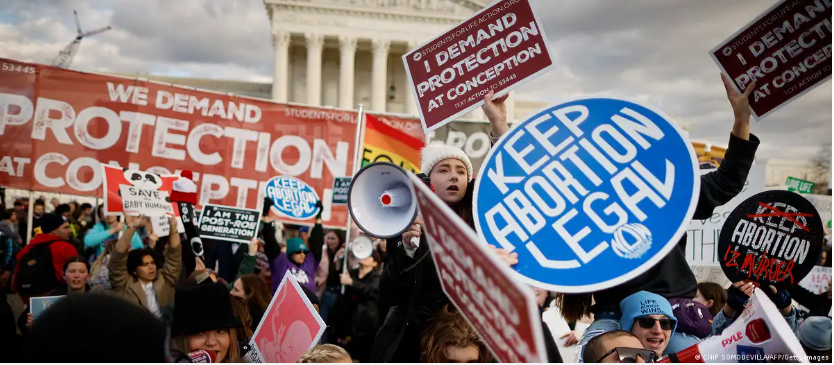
247, 271, 325, 363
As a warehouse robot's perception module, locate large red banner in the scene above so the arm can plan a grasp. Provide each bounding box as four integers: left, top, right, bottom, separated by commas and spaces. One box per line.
403, 0, 554, 133
710, 0, 832, 120
410, 174, 546, 363
0, 58, 358, 228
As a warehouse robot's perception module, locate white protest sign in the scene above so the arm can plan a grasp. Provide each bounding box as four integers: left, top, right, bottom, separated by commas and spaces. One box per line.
689, 263, 732, 288
686, 164, 765, 264
799, 265, 832, 294
102, 164, 179, 216
151, 215, 170, 237
119, 185, 174, 216
542, 302, 576, 362
669, 288, 808, 363
804, 194, 832, 228
150, 215, 185, 238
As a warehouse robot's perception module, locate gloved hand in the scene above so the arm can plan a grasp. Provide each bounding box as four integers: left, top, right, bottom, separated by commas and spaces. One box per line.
416, 173, 432, 190
315, 200, 324, 219
262, 197, 274, 217
727, 282, 753, 312
766, 286, 792, 310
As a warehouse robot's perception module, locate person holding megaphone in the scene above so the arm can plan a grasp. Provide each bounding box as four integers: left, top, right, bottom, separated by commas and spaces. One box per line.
329, 246, 382, 363
712, 281, 798, 336
371, 91, 524, 363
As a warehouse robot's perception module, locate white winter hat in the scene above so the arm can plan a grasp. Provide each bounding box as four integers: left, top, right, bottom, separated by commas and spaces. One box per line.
421, 145, 474, 179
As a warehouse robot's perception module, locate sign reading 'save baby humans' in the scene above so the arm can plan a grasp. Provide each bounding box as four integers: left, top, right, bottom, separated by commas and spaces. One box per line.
474, 98, 700, 292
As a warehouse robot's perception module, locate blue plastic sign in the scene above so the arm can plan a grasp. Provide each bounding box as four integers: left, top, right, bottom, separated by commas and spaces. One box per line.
473, 98, 700, 293
265, 176, 321, 220
30, 296, 65, 319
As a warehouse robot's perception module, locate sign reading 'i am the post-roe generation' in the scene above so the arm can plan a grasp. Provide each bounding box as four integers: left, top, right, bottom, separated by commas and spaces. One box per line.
198, 204, 260, 243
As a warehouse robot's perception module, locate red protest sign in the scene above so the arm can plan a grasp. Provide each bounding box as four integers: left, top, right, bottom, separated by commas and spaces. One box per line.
408, 174, 546, 363
0, 57, 360, 228
101, 164, 179, 216
403, 0, 554, 133
710, 0, 832, 120
247, 271, 325, 363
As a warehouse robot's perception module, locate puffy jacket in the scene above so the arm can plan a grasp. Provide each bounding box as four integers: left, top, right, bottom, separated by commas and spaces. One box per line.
12, 234, 79, 293
84, 222, 143, 256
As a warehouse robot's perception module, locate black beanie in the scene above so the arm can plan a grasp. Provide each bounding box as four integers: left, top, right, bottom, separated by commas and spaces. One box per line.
21, 293, 167, 362
38, 213, 66, 235
171, 283, 241, 337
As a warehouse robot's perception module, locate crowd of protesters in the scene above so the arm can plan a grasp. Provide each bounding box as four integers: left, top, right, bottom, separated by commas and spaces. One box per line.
0, 77, 831, 363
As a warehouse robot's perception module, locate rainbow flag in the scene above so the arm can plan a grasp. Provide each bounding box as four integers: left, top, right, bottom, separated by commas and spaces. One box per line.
361, 114, 424, 173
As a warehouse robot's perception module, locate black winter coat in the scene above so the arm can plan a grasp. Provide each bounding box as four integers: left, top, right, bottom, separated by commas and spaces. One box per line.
593, 133, 760, 312
371, 177, 564, 363
331, 268, 382, 339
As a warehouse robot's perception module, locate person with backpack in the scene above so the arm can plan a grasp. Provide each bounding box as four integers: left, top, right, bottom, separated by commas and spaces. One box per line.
20, 256, 103, 333
12, 213, 78, 302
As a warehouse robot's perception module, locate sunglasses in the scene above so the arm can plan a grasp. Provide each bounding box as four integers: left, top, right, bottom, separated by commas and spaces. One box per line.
636, 317, 675, 331
596, 347, 657, 363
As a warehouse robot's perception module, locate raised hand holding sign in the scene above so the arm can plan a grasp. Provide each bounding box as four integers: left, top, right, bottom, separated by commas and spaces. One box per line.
265, 176, 321, 221
474, 98, 699, 292
718, 190, 823, 288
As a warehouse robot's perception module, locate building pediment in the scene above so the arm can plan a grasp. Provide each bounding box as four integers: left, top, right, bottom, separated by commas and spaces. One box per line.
265, 0, 485, 23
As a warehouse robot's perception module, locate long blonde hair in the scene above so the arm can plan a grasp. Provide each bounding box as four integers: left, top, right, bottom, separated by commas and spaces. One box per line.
90, 239, 117, 278
170, 328, 241, 363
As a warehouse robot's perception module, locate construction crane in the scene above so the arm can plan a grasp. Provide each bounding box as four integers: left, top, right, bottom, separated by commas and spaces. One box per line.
51, 10, 111, 69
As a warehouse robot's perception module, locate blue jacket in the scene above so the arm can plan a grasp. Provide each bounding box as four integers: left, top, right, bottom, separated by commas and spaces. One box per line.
83, 222, 143, 256
712, 307, 798, 336
1, 234, 19, 272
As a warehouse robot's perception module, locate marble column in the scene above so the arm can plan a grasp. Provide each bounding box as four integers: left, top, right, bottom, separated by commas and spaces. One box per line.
371, 39, 391, 112
305, 33, 325, 106
271, 31, 291, 102
470, 106, 485, 121
338, 36, 357, 109
404, 41, 419, 116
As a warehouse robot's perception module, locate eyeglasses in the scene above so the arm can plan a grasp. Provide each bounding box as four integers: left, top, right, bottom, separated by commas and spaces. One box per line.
595, 347, 657, 363
636, 317, 675, 331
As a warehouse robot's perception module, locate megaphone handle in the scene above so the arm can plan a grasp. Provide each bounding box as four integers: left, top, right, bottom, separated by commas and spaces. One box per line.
410, 236, 420, 247
341, 241, 350, 294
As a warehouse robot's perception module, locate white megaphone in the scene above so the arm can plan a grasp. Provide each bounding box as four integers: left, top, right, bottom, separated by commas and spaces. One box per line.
350, 235, 374, 260
659, 288, 808, 363
348, 162, 420, 247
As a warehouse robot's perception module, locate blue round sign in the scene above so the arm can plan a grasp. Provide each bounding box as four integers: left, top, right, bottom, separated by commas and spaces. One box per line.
265, 176, 320, 220
473, 98, 699, 293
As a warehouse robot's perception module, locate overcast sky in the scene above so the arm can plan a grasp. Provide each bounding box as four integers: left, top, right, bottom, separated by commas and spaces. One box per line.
1, 0, 831, 161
